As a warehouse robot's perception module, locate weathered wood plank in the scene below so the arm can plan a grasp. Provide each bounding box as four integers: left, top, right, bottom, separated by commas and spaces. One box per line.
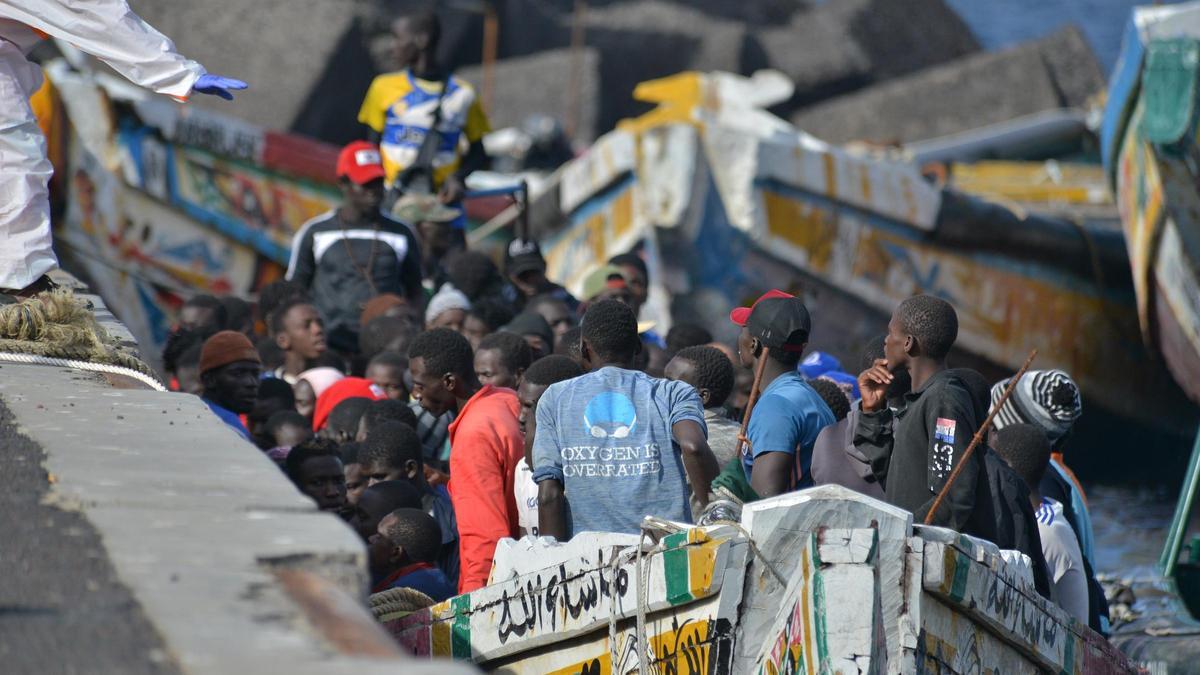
388, 528, 748, 668
752, 528, 885, 675
915, 596, 1041, 674
922, 539, 1138, 675
739, 485, 914, 673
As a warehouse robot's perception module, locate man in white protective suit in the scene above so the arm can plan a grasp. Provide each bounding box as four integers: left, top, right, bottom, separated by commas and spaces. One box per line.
0, 1, 247, 296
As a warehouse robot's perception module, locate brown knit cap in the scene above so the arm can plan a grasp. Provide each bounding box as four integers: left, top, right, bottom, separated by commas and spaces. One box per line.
198, 330, 262, 375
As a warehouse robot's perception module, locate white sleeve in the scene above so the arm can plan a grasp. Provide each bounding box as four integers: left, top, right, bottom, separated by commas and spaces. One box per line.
0, 0, 204, 98
1055, 567, 1090, 625
1040, 521, 1090, 624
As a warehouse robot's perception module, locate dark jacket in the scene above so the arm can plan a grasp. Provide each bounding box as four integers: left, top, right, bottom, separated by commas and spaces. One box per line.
286, 210, 423, 351
854, 368, 981, 530
971, 447, 1053, 598
811, 408, 885, 499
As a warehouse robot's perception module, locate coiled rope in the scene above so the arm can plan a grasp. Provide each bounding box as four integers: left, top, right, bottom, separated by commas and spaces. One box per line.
368, 587, 436, 622
0, 289, 163, 389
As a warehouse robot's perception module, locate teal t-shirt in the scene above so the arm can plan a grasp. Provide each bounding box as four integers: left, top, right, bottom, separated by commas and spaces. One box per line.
532, 367, 706, 536
741, 372, 835, 490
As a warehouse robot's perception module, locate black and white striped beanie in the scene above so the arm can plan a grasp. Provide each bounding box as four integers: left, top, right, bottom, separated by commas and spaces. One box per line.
989, 369, 1082, 442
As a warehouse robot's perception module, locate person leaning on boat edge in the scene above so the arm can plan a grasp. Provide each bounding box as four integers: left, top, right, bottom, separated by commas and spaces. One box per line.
854, 295, 982, 531
533, 300, 720, 540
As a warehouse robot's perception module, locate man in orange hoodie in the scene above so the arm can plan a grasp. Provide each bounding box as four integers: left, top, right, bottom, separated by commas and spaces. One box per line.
409, 327, 522, 593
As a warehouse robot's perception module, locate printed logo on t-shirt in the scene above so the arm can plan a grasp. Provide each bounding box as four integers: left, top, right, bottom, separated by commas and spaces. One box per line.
583, 392, 638, 439
934, 418, 956, 443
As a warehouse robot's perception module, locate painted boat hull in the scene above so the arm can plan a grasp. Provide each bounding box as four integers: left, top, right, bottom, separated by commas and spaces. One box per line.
1105, 6, 1200, 408
518, 70, 1194, 435
380, 486, 1137, 674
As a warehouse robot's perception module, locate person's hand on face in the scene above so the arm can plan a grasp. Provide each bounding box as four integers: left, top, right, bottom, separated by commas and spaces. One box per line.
857, 358, 894, 413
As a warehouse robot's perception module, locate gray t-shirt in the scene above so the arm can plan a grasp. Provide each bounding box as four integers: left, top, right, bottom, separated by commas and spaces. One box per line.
532, 366, 706, 536
1037, 498, 1089, 623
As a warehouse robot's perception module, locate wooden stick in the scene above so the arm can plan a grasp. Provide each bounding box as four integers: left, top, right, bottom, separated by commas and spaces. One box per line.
923, 349, 1038, 526
735, 346, 771, 459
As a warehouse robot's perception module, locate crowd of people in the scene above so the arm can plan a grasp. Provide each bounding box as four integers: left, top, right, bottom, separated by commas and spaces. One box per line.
153, 7, 1108, 635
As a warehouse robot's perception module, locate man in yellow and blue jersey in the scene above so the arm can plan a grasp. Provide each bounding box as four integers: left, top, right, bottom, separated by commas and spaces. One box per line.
357, 8, 490, 229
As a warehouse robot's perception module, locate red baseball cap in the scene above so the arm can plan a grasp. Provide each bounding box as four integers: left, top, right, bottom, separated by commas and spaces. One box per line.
336, 141, 386, 184
729, 289, 794, 326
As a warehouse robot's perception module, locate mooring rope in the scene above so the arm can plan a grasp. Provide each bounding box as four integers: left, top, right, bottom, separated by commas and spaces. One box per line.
0, 352, 165, 391
0, 290, 162, 387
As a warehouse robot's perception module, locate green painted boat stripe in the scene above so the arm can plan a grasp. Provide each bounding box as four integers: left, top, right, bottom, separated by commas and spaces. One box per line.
949, 552, 971, 603
1059, 634, 1075, 675
663, 547, 693, 605
812, 546, 830, 669
663, 531, 688, 550
451, 594, 471, 659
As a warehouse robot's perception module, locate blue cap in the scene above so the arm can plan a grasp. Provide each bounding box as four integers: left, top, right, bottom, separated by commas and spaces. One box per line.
798, 351, 841, 379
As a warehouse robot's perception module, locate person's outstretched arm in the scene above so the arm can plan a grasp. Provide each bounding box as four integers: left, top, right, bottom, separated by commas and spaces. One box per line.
4, 0, 243, 100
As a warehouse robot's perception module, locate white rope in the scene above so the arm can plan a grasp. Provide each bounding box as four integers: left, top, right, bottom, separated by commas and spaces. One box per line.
635, 528, 651, 675
0, 352, 166, 391
608, 550, 621, 674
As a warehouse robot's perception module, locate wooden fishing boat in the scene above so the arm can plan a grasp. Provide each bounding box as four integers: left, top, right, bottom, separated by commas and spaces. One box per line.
1099, 1, 1200, 617
1102, 2, 1200, 410
34, 56, 515, 363
379, 486, 1137, 673
506, 69, 1193, 435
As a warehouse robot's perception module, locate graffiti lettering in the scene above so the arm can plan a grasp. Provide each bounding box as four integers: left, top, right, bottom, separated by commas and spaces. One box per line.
495, 549, 631, 644
984, 573, 1060, 647
652, 617, 714, 675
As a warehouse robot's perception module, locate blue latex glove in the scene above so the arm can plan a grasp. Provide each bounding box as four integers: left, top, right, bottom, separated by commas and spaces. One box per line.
192, 74, 248, 100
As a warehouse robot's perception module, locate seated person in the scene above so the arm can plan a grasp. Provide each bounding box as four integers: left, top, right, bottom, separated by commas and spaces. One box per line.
369, 508, 456, 601
198, 331, 263, 441
285, 438, 348, 514
348, 479, 423, 541
360, 421, 459, 586
515, 355, 584, 536
993, 424, 1088, 623
340, 442, 366, 506
249, 378, 296, 450
262, 410, 313, 465
320, 397, 373, 443
357, 398, 419, 442
475, 330, 532, 390
366, 351, 410, 402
